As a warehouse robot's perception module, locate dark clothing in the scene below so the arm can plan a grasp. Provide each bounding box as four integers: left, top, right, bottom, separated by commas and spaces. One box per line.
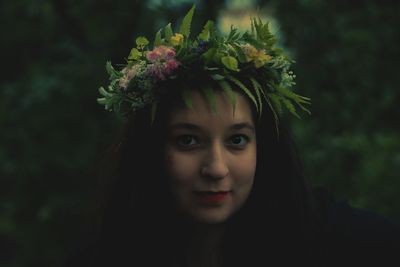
66, 187, 400, 266
313, 187, 400, 266
317, 189, 400, 266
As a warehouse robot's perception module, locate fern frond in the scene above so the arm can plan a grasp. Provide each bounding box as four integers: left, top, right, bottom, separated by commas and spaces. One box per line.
164, 23, 173, 42
227, 76, 259, 114
268, 93, 283, 115
154, 29, 162, 47
218, 80, 237, 115
249, 76, 263, 117
202, 87, 217, 113
179, 5, 195, 38
106, 62, 122, 80
282, 98, 300, 119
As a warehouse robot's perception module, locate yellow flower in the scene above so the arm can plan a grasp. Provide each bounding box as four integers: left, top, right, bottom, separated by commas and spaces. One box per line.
242, 44, 258, 62
170, 33, 184, 46
241, 44, 271, 67
254, 51, 271, 68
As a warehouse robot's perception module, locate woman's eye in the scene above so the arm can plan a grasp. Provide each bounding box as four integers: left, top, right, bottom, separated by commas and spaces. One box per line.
176, 135, 198, 147
229, 135, 249, 147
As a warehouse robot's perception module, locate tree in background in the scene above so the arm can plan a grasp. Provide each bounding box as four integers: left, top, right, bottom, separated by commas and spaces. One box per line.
268, 0, 400, 220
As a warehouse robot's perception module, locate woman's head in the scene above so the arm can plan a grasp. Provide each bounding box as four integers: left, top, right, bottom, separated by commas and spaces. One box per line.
95, 84, 316, 265
93, 6, 316, 265
164, 89, 257, 224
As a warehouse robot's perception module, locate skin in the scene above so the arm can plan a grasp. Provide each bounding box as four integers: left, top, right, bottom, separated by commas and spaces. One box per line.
164, 90, 257, 225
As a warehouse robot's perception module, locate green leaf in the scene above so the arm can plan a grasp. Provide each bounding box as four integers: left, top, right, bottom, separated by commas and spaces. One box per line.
226, 26, 241, 42
198, 20, 214, 41
154, 29, 162, 47
218, 80, 237, 115
165, 23, 173, 42
297, 102, 312, 115
202, 47, 217, 64
268, 93, 283, 115
264, 93, 280, 128
105, 61, 122, 80
282, 98, 300, 119
252, 18, 276, 50
250, 18, 255, 37
221, 56, 239, 71
128, 48, 142, 61
204, 66, 219, 71
249, 76, 263, 116
179, 4, 195, 38
211, 74, 225, 81
231, 43, 247, 63
212, 51, 224, 65
227, 76, 259, 113
97, 97, 107, 105
276, 85, 311, 115
202, 87, 217, 113
181, 89, 193, 110
136, 36, 149, 48
99, 86, 112, 97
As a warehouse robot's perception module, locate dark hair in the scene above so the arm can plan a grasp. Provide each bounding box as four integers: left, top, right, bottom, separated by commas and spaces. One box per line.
86, 80, 320, 266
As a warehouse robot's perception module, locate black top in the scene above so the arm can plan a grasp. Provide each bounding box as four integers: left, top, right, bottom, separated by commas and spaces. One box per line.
65, 187, 400, 266
313, 187, 400, 266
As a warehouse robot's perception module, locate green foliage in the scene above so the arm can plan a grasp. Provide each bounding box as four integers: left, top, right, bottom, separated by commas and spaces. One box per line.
218, 80, 237, 114
221, 56, 239, 71
198, 20, 214, 41
178, 4, 195, 38
201, 87, 217, 113
272, 0, 400, 223
226, 76, 260, 115
98, 5, 309, 127
164, 23, 174, 41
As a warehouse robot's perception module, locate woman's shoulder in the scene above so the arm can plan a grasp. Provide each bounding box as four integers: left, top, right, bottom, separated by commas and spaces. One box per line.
313, 186, 400, 265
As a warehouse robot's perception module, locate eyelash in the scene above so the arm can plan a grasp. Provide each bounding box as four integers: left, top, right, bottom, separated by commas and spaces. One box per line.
175, 134, 250, 150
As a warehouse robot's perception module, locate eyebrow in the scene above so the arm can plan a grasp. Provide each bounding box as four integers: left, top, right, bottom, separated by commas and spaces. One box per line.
169, 122, 255, 133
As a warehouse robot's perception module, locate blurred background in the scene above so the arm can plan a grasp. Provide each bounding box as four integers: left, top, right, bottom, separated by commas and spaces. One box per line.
1, 0, 399, 266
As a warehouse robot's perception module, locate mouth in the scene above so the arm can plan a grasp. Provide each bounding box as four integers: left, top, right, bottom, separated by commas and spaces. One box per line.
193, 190, 231, 204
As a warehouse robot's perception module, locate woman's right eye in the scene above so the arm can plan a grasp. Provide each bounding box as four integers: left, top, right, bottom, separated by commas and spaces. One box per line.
176, 135, 198, 148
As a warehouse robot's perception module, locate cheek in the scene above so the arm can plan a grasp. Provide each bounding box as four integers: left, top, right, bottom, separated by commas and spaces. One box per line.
164, 152, 198, 183
232, 150, 257, 183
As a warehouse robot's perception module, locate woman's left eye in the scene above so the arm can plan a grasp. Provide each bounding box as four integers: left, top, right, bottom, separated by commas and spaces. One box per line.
228, 135, 249, 147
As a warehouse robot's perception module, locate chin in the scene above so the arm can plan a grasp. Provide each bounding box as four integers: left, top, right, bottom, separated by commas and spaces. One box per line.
190, 210, 231, 225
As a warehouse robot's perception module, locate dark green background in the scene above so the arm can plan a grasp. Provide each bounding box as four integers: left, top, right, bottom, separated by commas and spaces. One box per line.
1, 0, 399, 266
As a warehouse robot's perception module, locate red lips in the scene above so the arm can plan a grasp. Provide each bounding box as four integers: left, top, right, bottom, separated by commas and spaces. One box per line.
194, 191, 231, 205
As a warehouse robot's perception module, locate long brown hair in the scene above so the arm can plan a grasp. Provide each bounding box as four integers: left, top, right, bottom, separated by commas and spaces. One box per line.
87, 81, 321, 266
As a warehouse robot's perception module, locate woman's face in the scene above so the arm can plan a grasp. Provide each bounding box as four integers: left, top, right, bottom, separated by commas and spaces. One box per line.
164, 90, 257, 224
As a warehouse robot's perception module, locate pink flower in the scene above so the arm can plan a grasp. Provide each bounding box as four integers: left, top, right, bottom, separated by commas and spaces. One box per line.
164, 59, 180, 74
147, 64, 166, 80
164, 48, 176, 60
146, 46, 176, 62
145, 46, 180, 81
146, 50, 162, 61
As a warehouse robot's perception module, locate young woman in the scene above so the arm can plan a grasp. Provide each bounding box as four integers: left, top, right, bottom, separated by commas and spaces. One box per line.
67, 6, 399, 267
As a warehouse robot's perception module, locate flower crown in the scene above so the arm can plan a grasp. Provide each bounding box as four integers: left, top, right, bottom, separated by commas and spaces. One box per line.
97, 5, 311, 128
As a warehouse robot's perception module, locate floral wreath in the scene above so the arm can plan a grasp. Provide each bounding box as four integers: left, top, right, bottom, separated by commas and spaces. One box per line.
97, 5, 311, 130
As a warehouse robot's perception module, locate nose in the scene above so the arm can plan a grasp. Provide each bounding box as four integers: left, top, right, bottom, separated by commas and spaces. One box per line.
200, 142, 229, 180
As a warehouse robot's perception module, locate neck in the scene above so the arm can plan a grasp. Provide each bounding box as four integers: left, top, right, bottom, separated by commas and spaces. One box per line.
185, 222, 225, 267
